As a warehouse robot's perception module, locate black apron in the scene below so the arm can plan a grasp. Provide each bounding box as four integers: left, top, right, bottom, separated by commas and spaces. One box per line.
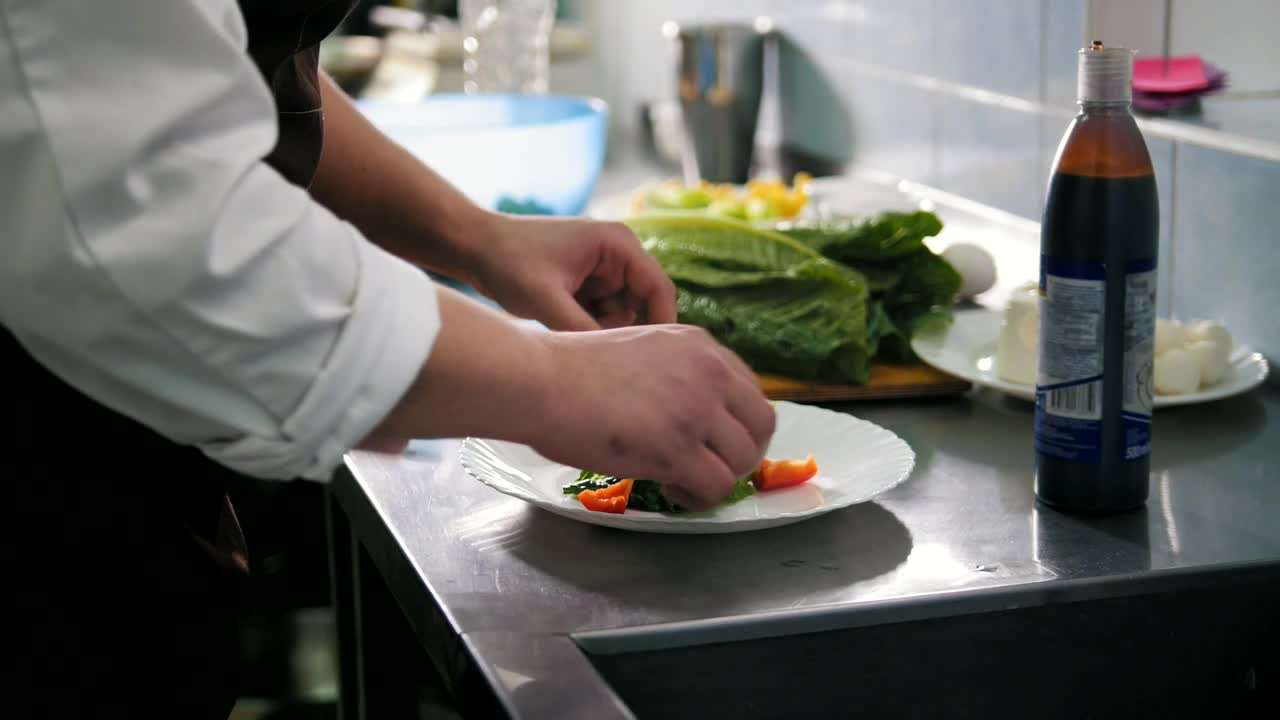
4, 2, 355, 716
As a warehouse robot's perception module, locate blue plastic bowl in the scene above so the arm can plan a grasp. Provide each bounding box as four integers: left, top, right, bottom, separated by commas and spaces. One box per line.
357, 94, 608, 216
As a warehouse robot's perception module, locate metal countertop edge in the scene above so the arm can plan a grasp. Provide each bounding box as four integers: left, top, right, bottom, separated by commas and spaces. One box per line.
572, 559, 1280, 655
460, 631, 636, 720
334, 463, 638, 719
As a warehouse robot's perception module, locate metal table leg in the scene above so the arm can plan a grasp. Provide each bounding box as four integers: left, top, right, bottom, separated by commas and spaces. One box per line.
325, 488, 361, 720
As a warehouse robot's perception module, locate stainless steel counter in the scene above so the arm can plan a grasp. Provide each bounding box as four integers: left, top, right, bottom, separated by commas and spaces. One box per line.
332, 381, 1280, 718
326, 162, 1278, 718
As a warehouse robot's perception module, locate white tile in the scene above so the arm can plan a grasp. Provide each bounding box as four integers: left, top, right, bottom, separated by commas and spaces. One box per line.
1088, 0, 1168, 60
935, 0, 1042, 100
936, 94, 1042, 219
842, 64, 936, 182
623, 2, 678, 96
659, 0, 772, 24
1170, 0, 1280, 94
1042, 0, 1090, 109
1087, 0, 1280, 93
769, 0, 854, 58
845, 0, 938, 76
1170, 144, 1280, 361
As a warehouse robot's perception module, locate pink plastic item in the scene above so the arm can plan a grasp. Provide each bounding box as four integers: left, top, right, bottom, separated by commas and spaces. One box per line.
1132, 55, 1210, 93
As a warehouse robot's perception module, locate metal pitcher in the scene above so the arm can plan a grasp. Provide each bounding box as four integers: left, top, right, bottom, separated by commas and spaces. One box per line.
665, 18, 779, 184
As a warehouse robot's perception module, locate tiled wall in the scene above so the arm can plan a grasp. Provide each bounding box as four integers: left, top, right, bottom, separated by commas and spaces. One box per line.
1167, 145, 1280, 354
1091, 0, 1280, 94
586, 0, 1280, 363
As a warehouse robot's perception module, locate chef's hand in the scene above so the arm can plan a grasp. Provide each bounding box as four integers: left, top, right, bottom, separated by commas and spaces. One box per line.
357, 286, 775, 507
533, 324, 776, 510
467, 215, 677, 330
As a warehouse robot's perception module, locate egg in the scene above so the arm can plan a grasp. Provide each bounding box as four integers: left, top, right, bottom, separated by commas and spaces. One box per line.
1184, 320, 1232, 354
1153, 348, 1200, 395
941, 243, 997, 300
1154, 317, 1185, 357
1186, 339, 1229, 386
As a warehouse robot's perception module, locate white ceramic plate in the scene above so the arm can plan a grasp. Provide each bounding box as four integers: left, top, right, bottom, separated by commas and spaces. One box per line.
459, 402, 915, 534
911, 309, 1270, 407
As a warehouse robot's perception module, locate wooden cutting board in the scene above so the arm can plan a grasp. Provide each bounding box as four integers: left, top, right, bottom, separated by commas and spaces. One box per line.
757, 362, 970, 402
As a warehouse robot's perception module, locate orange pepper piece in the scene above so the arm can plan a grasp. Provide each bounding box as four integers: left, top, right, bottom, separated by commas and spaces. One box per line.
752, 455, 818, 491
578, 479, 634, 513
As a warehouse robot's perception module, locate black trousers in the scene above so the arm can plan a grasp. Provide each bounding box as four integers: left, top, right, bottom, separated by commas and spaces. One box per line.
4, 329, 248, 719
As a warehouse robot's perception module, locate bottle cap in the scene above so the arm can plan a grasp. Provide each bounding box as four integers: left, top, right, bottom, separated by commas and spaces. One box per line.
1077, 41, 1135, 104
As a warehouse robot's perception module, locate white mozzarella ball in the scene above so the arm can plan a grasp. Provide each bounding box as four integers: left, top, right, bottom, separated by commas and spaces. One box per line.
1154, 318, 1185, 357
1186, 339, 1229, 386
1184, 320, 1232, 353
1153, 348, 1200, 396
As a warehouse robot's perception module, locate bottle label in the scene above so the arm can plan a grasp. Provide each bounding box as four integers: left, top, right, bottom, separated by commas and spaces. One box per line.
1035, 258, 1105, 464
1122, 260, 1156, 461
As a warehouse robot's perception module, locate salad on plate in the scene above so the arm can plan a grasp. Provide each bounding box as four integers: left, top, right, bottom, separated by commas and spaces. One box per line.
563, 455, 820, 515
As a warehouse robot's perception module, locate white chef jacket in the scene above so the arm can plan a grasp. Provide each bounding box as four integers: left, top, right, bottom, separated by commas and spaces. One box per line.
0, 0, 441, 481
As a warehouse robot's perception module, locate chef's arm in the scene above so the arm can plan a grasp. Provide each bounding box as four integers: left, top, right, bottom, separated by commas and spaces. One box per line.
359, 286, 557, 448
309, 73, 496, 285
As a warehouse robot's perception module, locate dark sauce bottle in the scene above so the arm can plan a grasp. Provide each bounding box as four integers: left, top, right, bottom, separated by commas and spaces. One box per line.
1035, 42, 1158, 514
